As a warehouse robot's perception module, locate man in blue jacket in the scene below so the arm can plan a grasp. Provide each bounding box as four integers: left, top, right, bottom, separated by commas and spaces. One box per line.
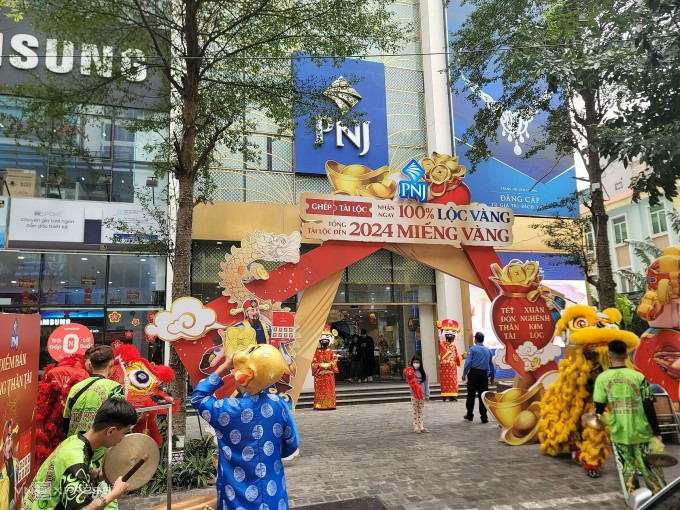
462, 332, 495, 423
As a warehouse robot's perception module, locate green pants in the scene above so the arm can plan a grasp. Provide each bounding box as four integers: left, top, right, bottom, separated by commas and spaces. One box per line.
611, 441, 666, 499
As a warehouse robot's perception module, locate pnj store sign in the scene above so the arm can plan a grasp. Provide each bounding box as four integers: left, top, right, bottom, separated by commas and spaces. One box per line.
294, 58, 389, 175
398, 160, 429, 203
299, 192, 513, 247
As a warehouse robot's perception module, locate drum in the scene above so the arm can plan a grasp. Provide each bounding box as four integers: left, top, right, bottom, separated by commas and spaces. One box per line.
103, 433, 160, 491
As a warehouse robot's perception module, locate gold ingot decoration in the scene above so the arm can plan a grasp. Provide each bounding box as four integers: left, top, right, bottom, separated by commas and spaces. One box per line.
491, 260, 541, 286
356, 181, 397, 199
256, 267, 270, 280
484, 384, 544, 446
325, 161, 396, 199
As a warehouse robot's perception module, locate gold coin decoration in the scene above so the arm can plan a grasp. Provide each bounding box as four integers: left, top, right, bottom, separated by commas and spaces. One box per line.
419, 152, 467, 196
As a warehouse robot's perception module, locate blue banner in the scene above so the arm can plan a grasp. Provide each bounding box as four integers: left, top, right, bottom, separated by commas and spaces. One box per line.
447, 2, 577, 217
497, 252, 584, 281
0, 196, 7, 249
294, 58, 389, 175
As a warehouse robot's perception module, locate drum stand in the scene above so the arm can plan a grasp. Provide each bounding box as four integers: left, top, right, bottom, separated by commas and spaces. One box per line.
136, 402, 175, 510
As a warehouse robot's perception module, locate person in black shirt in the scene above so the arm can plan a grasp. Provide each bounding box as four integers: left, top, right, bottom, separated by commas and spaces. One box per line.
360, 330, 375, 382
349, 335, 361, 383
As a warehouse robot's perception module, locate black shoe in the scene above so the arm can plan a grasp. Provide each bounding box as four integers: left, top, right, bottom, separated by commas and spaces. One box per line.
451, 397, 457, 401
481, 418, 489, 424
463, 415, 473, 421
587, 469, 600, 478
442, 397, 447, 402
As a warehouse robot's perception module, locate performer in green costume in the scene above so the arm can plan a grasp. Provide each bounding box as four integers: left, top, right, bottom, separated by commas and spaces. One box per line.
594, 339, 666, 499
22, 399, 136, 510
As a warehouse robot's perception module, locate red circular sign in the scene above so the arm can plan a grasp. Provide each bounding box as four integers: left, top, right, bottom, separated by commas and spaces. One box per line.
47, 323, 95, 361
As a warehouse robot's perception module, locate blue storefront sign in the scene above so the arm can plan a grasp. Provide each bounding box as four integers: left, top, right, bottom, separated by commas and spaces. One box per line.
0, 196, 7, 249
447, 2, 577, 217
294, 57, 389, 175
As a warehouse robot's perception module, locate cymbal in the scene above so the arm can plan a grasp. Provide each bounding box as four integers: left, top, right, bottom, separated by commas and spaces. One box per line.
581, 413, 606, 430
645, 454, 678, 468
103, 433, 160, 491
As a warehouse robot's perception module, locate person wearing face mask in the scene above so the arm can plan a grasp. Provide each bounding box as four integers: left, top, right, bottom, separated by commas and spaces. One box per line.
437, 319, 462, 402
311, 324, 339, 410
406, 355, 430, 433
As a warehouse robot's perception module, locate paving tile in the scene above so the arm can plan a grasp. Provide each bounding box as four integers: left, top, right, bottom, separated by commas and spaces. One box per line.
118, 401, 680, 509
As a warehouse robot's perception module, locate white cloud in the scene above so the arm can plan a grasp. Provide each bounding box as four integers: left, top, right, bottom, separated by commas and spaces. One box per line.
145, 296, 225, 342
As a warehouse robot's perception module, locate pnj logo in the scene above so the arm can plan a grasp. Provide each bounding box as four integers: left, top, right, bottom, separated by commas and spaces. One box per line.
315, 76, 371, 157
398, 160, 429, 203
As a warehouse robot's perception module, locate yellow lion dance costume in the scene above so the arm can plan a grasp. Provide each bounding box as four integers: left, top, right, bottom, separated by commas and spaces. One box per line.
538, 305, 640, 478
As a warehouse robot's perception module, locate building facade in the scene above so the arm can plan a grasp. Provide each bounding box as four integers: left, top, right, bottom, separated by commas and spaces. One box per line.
0, 19, 169, 368
584, 161, 680, 296
189, 0, 582, 389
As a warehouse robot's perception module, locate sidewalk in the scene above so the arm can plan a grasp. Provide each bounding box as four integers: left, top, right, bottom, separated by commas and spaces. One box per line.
120, 400, 680, 509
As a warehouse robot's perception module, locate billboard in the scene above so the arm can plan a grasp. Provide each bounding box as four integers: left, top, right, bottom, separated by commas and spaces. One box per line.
447, 2, 577, 217
294, 57, 389, 175
7, 197, 161, 251
0, 314, 40, 509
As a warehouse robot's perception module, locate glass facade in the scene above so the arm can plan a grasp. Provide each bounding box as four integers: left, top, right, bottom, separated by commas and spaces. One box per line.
0, 97, 167, 203
0, 251, 166, 368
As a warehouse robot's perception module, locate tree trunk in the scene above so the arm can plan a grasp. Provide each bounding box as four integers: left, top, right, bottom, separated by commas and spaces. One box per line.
581, 88, 616, 309
167, 171, 196, 437
590, 181, 616, 309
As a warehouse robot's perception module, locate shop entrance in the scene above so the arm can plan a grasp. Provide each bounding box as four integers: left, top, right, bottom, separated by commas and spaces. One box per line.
329, 304, 425, 382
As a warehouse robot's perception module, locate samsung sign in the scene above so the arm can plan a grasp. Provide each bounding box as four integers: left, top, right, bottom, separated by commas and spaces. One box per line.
294, 58, 389, 175
0, 33, 146, 82
0, 18, 150, 91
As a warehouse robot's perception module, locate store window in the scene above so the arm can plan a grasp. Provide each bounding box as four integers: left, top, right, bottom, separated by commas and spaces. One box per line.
105, 307, 163, 364
1, 250, 167, 369
612, 216, 628, 245
0, 97, 168, 204
108, 255, 166, 306
650, 204, 668, 235
0, 252, 40, 313
41, 253, 107, 306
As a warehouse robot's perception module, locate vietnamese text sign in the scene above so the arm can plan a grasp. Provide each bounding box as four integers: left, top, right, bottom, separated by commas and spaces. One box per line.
47, 323, 95, 361
7, 197, 162, 250
299, 192, 514, 246
0, 314, 40, 508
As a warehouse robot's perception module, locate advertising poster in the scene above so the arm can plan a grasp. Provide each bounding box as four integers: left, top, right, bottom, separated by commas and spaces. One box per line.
0, 197, 7, 250
447, 2, 577, 217
6, 198, 161, 251
0, 314, 40, 509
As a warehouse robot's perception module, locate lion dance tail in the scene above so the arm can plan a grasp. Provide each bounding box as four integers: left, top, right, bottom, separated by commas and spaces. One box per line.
538, 350, 592, 456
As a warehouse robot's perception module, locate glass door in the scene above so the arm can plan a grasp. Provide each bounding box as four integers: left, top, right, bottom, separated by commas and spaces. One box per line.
329, 304, 421, 381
